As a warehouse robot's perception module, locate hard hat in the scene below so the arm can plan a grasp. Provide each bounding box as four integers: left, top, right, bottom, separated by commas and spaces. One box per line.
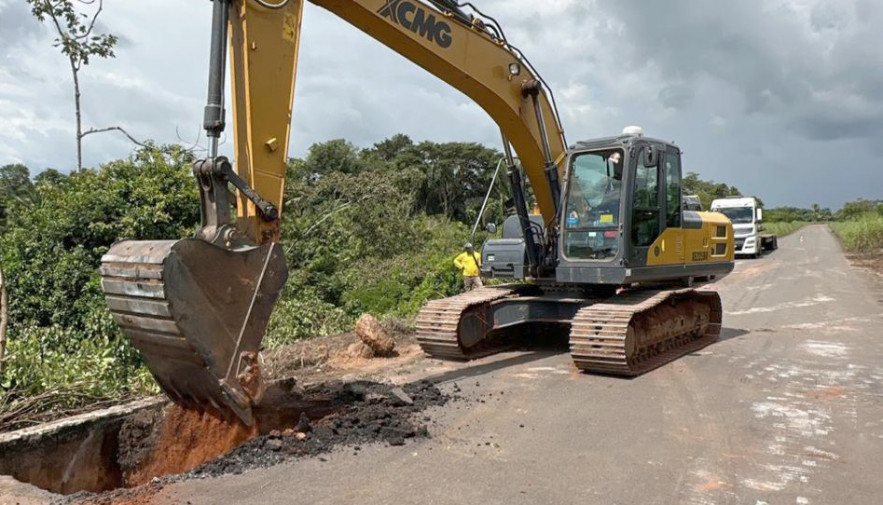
464, 242, 474, 250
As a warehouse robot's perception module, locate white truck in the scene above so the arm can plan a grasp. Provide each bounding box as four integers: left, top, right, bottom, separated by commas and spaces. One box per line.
710, 197, 778, 258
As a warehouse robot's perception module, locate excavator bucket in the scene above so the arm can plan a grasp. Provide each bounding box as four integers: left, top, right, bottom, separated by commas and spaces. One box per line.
97, 0, 296, 424
100, 238, 287, 425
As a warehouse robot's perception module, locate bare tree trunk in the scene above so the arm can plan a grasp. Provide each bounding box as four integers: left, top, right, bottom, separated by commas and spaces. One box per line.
71, 57, 83, 171
0, 261, 8, 376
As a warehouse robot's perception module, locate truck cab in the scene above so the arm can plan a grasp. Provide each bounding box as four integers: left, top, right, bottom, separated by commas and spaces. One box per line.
710, 197, 766, 258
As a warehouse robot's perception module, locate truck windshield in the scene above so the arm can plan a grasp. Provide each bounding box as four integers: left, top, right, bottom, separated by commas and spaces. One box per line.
563, 150, 623, 260
716, 207, 754, 224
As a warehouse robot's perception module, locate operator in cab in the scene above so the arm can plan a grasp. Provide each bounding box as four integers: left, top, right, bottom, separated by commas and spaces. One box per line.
594, 151, 622, 221
454, 242, 483, 291
563, 149, 624, 260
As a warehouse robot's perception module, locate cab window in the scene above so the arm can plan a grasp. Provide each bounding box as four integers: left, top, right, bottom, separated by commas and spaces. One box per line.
664, 151, 682, 228
631, 149, 660, 247
563, 150, 623, 260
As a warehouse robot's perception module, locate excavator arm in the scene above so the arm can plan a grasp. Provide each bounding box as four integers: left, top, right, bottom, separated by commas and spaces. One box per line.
231, 0, 567, 231
100, 0, 569, 425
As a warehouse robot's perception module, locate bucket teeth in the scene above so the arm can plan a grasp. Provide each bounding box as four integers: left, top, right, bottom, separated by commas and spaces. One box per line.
100, 238, 288, 425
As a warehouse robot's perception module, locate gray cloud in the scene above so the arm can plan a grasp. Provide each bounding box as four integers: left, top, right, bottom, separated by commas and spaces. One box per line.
597, 0, 883, 143
0, 1, 42, 46
659, 84, 695, 110
0, 0, 880, 209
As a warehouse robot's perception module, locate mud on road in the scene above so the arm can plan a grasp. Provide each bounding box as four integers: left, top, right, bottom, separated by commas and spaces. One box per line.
190, 379, 449, 478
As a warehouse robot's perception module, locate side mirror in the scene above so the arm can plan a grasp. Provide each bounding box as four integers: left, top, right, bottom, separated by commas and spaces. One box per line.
756, 208, 763, 222
641, 145, 660, 168
485, 223, 498, 234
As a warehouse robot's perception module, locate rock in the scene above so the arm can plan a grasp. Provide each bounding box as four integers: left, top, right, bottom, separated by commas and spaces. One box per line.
346, 342, 374, 359
354, 314, 396, 356
296, 412, 311, 433
390, 387, 414, 406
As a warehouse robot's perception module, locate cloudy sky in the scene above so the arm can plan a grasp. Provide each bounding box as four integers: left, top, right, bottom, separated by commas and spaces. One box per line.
1, 0, 881, 209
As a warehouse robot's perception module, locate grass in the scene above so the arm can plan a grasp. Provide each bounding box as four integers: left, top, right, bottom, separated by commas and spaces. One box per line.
829, 213, 883, 253
764, 221, 810, 237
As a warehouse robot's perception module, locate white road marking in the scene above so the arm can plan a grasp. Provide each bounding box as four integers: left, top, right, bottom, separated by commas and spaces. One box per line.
727, 296, 836, 316
802, 341, 849, 358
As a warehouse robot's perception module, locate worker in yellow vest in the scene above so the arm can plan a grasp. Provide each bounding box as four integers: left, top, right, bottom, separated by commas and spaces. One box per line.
453, 242, 483, 291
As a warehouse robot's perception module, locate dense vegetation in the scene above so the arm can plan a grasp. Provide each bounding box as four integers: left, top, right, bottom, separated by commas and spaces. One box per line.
265, 135, 507, 346
828, 200, 883, 253
0, 146, 200, 412
681, 172, 745, 211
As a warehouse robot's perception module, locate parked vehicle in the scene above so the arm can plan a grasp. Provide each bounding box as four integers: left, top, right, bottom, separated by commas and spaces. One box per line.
711, 197, 778, 258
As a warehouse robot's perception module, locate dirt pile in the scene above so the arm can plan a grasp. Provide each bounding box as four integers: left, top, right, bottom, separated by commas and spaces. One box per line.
74, 481, 164, 505
190, 379, 448, 478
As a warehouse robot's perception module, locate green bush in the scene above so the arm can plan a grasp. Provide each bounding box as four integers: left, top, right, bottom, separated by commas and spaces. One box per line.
1, 145, 196, 405
264, 293, 352, 348
830, 213, 883, 253
2, 322, 156, 398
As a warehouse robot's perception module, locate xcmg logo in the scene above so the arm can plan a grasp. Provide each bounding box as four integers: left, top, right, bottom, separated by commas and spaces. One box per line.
378, 0, 453, 49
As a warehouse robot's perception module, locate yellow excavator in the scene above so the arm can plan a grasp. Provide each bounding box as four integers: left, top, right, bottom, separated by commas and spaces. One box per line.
100, 0, 734, 425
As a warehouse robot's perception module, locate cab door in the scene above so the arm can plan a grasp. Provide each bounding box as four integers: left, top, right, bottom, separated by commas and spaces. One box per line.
661, 147, 685, 264
628, 144, 664, 266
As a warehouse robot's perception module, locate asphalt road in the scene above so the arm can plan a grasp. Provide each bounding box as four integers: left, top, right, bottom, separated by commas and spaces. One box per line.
157, 225, 883, 505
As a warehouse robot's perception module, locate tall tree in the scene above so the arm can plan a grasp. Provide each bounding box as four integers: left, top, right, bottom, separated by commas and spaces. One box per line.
27, 0, 140, 170
0, 164, 36, 232
303, 139, 364, 175
682, 172, 745, 211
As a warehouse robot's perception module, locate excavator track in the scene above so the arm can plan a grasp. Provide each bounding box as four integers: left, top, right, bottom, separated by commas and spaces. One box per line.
416, 287, 515, 359
569, 288, 722, 376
